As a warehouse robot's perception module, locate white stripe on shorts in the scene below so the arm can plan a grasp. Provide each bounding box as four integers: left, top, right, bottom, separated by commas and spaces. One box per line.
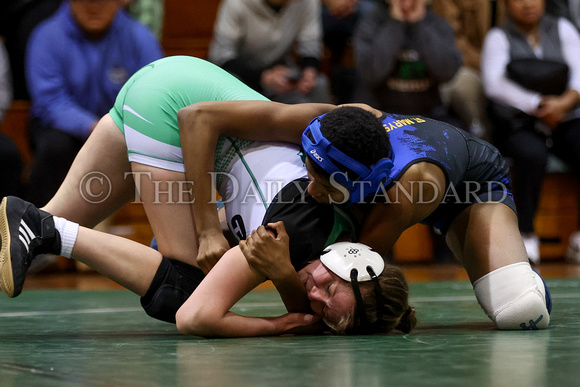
124, 124, 184, 172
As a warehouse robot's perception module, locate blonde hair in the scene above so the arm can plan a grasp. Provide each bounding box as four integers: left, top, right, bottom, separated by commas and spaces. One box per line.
326, 263, 417, 335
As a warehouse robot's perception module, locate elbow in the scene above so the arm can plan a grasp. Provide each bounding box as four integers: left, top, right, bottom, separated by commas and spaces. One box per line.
484, 86, 503, 103
175, 308, 195, 335
177, 104, 201, 129
177, 102, 215, 129
482, 79, 501, 100
175, 305, 218, 337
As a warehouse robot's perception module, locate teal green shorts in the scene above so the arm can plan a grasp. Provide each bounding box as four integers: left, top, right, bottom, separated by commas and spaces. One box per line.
109, 56, 267, 173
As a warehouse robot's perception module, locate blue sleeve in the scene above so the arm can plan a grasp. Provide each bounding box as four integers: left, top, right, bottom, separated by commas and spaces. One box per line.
26, 26, 98, 139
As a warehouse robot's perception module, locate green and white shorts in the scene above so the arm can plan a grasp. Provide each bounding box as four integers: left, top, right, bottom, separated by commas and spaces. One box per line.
109, 56, 306, 237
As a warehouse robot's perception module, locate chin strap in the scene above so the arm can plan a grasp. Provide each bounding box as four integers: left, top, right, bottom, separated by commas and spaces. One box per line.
350, 266, 384, 332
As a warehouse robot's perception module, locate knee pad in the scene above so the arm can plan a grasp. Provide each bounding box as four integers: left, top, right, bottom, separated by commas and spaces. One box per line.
473, 262, 550, 330
140, 257, 205, 323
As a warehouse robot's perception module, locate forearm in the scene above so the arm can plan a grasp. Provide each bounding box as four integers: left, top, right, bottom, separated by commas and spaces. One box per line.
179, 311, 304, 338
178, 101, 336, 235
558, 89, 580, 111
179, 101, 336, 144
270, 270, 310, 313
177, 106, 222, 236
175, 246, 312, 337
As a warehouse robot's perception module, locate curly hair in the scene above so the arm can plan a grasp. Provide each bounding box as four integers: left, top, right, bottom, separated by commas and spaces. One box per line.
320, 106, 391, 167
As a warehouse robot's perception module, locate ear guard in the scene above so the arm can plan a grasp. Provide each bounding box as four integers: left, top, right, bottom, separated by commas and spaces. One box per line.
301, 115, 394, 205
320, 242, 386, 332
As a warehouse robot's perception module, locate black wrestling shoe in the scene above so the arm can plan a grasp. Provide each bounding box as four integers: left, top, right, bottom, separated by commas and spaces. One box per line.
0, 196, 61, 297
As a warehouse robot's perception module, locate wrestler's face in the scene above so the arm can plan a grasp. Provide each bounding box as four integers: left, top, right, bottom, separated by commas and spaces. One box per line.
298, 260, 355, 327
71, 0, 121, 39
305, 158, 349, 204
507, 0, 544, 27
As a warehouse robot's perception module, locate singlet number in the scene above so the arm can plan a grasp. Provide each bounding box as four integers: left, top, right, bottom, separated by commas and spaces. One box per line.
231, 215, 247, 240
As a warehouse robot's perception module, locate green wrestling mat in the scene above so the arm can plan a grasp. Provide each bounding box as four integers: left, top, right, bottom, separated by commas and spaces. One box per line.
0, 279, 578, 387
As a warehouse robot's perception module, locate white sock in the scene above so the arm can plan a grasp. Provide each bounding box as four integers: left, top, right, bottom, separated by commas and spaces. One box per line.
53, 216, 79, 258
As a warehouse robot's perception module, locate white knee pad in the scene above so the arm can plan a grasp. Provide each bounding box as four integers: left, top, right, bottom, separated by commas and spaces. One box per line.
473, 262, 550, 330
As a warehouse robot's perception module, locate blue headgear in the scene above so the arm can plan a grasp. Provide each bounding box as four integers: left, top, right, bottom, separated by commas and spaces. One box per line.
301, 114, 394, 205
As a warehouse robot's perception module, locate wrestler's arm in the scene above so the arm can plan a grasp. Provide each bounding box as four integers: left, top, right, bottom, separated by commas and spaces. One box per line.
175, 245, 318, 338
240, 222, 310, 313
176, 101, 381, 271
359, 163, 446, 256
176, 101, 335, 272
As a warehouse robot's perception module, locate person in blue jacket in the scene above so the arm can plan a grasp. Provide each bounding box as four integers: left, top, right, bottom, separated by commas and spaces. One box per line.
25, 0, 163, 206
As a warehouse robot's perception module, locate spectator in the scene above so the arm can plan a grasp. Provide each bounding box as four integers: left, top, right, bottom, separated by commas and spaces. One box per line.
352, 0, 462, 263
0, 0, 64, 100
546, 0, 580, 30
351, 0, 462, 125
432, 0, 492, 140
481, 0, 580, 264
209, 0, 332, 104
321, 0, 377, 103
0, 38, 23, 198
25, 0, 163, 207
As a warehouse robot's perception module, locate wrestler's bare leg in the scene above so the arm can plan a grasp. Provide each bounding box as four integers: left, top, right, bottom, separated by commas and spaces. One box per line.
446, 202, 528, 283
131, 162, 199, 267
43, 114, 135, 228
71, 226, 162, 296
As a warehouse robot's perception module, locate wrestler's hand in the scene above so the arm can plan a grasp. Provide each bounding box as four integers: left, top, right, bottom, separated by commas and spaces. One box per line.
196, 230, 230, 274
239, 222, 294, 283
278, 313, 326, 335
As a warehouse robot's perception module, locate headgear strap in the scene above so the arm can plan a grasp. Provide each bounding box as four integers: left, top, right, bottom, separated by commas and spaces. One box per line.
301, 115, 394, 205
350, 266, 385, 333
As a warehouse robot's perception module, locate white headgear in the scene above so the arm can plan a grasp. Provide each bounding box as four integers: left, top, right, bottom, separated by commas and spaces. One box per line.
320, 242, 385, 282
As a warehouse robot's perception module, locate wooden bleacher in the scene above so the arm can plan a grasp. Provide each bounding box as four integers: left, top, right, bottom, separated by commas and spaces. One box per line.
536, 172, 580, 260
161, 0, 221, 59
1, 100, 32, 166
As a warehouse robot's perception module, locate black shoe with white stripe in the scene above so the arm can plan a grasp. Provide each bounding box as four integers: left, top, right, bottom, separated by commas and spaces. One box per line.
0, 196, 61, 297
